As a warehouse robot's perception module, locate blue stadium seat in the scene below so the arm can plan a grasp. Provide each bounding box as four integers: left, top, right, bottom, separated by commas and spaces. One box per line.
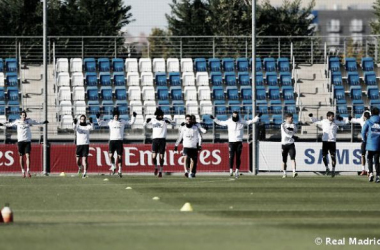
282, 86, 294, 100
256, 101, 268, 114
0, 88, 5, 101
157, 86, 169, 100
158, 100, 171, 114
367, 86, 379, 100
7, 87, 19, 101
242, 100, 253, 115
224, 72, 237, 86
88, 103, 100, 115
118, 104, 128, 115
260, 114, 270, 126
98, 58, 110, 72
155, 72, 167, 86
364, 71, 377, 85
227, 87, 238, 100
112, 58, 124, 72
210, 72, 223, 86
336, 104, 348, 117
115, 86, 127, 100
119, 115, 130, 123
173, 101, 185, 115
241, 87, 252, 100
0, 58, 3, 72
256, 86, 266, 101
284, 104, 297, 114
370, 100, 380, 110
194, 58, 207, 72
84, 58, 96, 72
255, 72, 264, 86
238, 72, 250, 86
100, 86, 112, 100
362, 57, 374, 71
228, 101, 241, 114
353, 100, 365, 117
99, 72, 111, 86
266, 72, 278, 86
85, 72, 98, 86
101, 101, 114, 115
5, 58, 17, 72
277, 58, 290, 72
214, 101, 227, 115
270, 100, 282, 114
347, 72, 360, 86
254, 58, 262, 72
113, 72, 126, 86
331, 71, 342, 86
329, 57, 340, 72
350, 86, 362, 100
345, 58, 357, 72
87, 87, 99, 101
268, 86, 280, 101
279, 72, 292, 86
222, 58, 235, 72
0, 105, 5, 115
8, 105, 20, 114
6, 73, 18, 86
215, 115, 228, 129
272, 114, 283, 126
208, 58, 221, 72
171, 87, 182, 100
202, 115, 214, 129
8, 114, 20, 122
169, 72, 181, 86
263, 58, 276, 72
237, 58, 249, 72
333, 86, 346, 104
212, 86, 224, 100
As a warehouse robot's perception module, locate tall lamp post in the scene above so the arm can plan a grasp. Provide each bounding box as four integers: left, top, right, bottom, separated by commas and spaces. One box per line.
251, 0, 257, 175
42, 0, 48, 175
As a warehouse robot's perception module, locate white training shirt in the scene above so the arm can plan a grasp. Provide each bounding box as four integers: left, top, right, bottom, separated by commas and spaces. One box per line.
73, 123, 94, 145
281, 122, 297, 145
351, 111, 371, 128
177, 123, 207, 134
175, 125, 202, 148
143, 117, 173, 139
4, 119, 44, 142
310, 117, 349, 142
213, 116, 260, 142
97, 117, 136, 140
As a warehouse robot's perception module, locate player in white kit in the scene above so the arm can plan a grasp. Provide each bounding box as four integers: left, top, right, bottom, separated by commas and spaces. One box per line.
281, 113, 298, 178
351, 109, 371, 175
73, 115, 94, 178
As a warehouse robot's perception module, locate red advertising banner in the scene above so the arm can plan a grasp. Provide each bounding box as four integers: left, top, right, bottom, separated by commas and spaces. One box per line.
50, 143, 250, 173
0, 144, 42, 172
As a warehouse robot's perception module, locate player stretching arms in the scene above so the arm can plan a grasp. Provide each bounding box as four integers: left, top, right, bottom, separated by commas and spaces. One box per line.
143, 108, 173, 177
351, 109, 371, 175
361, 107, 380, 183
97, 109, 136, 177
174, 115, 202, 178
281, 113, 298, 178
210, 111, 261, 178
309, 111, 350, 177
0, 111, 48, 177
73, 115, 94, 178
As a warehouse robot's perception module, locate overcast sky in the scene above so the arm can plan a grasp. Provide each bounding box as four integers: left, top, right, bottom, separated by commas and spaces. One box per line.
124, 0, 172, 36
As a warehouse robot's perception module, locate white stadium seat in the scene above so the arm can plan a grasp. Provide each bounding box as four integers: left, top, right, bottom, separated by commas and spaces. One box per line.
200, 101, 212, 115
70, 58, 83, 72
127, 72, 140, 86
0, 115, 6, 124
58, 87, 71, 101
141, 72, 153, 86
186, 101, 199, 115
167, 58, 180, 72
173, 115, 185, 128
153, 58, 166, 72
144, 101, 157, 115
56, 58, 69, 72
198, 86, 211, 101
132, 116, 144, 129
60, 114, 73, 129
196, 72, 209, 86
72, 86, 85, 101
130, 100, 143, 114
180, 58, 193, 72
59, 101, 72, 116
0, 73, 4, 87
57, 72, 70, 87
139, 58, 152, 72
71, 72, 84, 87
128, 86, 141, 101
142, 86, 155, 101
73, 101, 86, 117
182, 72, 195, 86
125, 58, 138, 72
184, 86, 197, 101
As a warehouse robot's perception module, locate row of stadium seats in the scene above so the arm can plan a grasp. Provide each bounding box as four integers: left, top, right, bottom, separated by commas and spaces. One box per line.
329, 57, 375, 72
0, 59, 20, 122
56, 57, 292, 74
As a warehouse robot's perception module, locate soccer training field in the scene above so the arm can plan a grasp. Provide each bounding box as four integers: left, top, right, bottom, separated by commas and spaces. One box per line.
1, 174, 380, 250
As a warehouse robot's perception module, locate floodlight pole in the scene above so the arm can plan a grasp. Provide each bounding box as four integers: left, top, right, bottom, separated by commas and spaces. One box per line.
252, 0, 258, 175
43, 0, 49, 175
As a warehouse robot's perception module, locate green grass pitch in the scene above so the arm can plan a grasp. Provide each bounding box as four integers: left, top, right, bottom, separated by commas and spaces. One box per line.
1, 174, 380, 250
